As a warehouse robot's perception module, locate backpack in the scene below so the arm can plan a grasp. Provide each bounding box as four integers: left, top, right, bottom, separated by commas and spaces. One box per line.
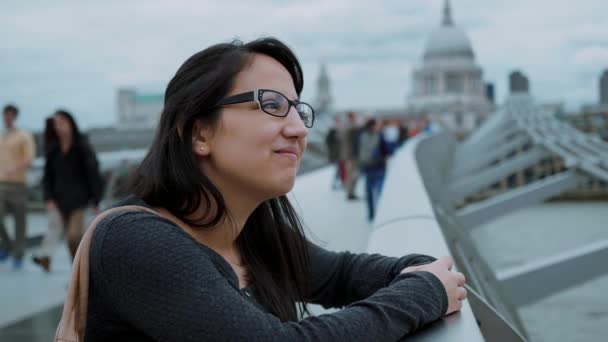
358, 131, 381, 169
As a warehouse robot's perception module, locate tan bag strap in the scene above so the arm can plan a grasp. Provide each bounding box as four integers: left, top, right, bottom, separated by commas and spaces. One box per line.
55, 205, 160, 342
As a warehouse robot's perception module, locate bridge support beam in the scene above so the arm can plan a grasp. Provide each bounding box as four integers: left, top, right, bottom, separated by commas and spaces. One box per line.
456, 115, 516, 161
456, 171, 581, 229
448, 147, 548, 202
496, 240, 608, 307
581, 162, 608, 182
461, 110, 510, 148
451, 135, 530, 179
535, 140, 578, 166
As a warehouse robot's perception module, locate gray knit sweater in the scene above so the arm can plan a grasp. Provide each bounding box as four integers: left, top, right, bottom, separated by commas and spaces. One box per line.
85, 198, 448, 341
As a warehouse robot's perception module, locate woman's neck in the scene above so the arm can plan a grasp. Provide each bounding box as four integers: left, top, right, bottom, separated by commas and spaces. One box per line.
156, 200, 254, 288
196, 165, 262, 251
201, 195, 256, 253
158, 194, 257, 255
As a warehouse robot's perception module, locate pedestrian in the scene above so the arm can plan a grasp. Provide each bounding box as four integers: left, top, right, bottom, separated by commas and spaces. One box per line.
32, 117, 63, 272
0, 104, 36, 270
42, 110, 104, 260
358, 118, 390, 222
325, 116, 342, 189
340, 111, 361, 200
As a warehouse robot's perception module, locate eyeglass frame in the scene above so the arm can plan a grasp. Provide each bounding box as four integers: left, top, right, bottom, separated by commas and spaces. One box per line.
212, 89, 315, 128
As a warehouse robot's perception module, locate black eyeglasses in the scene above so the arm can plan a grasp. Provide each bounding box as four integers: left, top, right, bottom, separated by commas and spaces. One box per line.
213, 89, 315, 128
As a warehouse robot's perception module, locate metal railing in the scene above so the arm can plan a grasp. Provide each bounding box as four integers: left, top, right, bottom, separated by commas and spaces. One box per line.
367, 135, 526, 341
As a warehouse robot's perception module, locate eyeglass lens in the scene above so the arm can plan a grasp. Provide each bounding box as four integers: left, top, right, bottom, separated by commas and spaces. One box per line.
260, 91, 314, 127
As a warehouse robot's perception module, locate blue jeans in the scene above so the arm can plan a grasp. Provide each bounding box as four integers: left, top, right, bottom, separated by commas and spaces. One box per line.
364, 168, 386, 222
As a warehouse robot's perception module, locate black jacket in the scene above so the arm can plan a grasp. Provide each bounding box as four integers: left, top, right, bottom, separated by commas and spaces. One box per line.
325, 128, 340, 162
42, 136, 104, 214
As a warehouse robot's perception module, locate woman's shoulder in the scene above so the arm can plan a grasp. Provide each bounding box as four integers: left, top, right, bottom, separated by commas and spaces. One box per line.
89, 206, 225, 279
92, 207, 194, 250
44, 141, 59, 156
90, 198, 227, 273
74, 135, 95, 154
45, 143, 60, 157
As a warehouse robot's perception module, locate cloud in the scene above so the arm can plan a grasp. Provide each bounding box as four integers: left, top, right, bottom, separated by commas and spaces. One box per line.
1, 0, 607, 130
573, 47, 608, 67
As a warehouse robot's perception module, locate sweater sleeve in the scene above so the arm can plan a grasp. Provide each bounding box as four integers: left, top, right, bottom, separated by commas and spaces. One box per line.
306, 243, 437, 308
90, 212, 447, 342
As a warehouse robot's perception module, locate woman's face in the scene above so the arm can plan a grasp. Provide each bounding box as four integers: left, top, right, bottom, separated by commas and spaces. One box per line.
201, 54, 308, 201
53, 114, 72, 140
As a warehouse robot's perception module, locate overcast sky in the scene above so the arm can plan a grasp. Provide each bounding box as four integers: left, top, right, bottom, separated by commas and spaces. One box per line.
2, 0, 607, 130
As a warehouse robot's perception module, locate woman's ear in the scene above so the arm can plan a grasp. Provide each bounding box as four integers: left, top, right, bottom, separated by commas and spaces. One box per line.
192, 119, 212, 157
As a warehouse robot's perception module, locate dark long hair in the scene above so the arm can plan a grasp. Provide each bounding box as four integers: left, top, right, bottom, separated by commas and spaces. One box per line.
54, 109, 84, 146
44, 117, 59, 155
128, 38, 310, 321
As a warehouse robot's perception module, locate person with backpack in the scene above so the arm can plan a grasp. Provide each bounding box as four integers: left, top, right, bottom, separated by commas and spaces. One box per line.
358, 118, 390, 222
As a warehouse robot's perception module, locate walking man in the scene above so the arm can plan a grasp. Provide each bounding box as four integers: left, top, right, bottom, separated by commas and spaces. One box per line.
0, 104, 36, 270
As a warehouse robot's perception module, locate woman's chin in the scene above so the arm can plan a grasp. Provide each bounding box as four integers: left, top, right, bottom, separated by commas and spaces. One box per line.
265, 177, 296, 198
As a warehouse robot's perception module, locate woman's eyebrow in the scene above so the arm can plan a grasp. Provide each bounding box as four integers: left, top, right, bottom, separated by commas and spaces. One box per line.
268, 90, 299, 102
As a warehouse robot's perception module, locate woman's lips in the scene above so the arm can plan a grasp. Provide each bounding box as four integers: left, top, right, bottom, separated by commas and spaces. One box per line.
275, 151, 298, 161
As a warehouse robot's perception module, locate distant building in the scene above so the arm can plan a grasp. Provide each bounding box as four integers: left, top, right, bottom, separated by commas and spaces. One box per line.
407, 0, 493, 138
87, 126, 155, 152
600, 69, 608, 105
562, 112, 608, 142
306, 63, 335, 145
485, 83, 495, 104
581, 69, 608, 116
509, 70, 529, 94
314, 63, 332, 115
117, 88, 163, 130
540, 102, 565, 117
567, 70, 608, 142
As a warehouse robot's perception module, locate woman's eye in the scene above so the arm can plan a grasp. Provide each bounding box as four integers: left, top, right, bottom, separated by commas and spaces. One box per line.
262, 101, 280, 111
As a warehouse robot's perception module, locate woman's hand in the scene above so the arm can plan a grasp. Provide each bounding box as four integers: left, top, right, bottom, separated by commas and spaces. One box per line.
400, 256, 467, 315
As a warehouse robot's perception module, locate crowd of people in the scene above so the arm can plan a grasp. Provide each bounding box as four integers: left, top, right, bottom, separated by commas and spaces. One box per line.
0, 105, 103, 271
325, 111, 410, 221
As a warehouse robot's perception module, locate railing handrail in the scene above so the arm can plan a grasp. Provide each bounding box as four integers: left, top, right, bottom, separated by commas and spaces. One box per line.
366, 134, 525, 341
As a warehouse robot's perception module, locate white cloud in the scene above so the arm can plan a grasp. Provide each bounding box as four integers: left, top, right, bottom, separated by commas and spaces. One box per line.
573, 47, 608, 66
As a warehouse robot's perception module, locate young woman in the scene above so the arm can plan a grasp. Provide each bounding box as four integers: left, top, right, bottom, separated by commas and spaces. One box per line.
85, 38, 467, 341
32, 117, 62, 271
42, 110, 103, 260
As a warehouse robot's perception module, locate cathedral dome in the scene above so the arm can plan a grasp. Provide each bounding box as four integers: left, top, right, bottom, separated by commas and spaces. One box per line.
423, 0, 475, 61
424, 26, 474, 60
